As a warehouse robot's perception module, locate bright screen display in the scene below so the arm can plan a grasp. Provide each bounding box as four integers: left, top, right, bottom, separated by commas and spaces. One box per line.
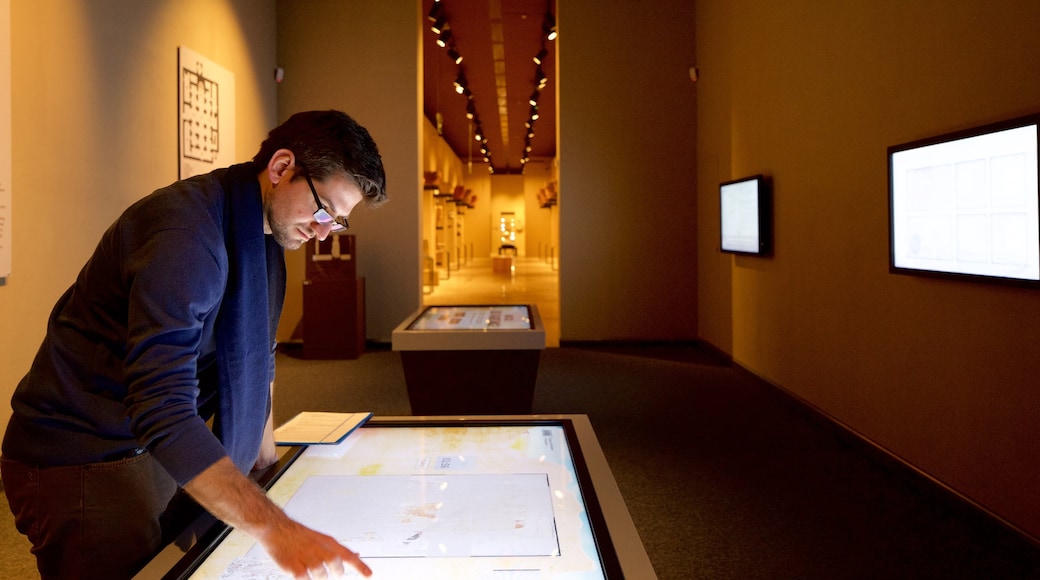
720, 175, 770, 255
406, 305, 533, 331
889, 116, 1040, 284
177, 422, 615, 579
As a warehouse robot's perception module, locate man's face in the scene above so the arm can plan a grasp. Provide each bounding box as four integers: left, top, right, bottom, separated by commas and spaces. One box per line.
265, 168, 364, 250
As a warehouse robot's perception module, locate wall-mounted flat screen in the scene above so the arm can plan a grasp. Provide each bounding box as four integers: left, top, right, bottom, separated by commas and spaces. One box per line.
888, 115, 1040, 286
405, 305, 533, 331
720, 174, 772, 255
162, 419, 624, 579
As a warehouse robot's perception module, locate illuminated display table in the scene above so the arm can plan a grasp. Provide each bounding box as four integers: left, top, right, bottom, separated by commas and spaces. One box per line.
135, 415, 655, 579
391, 305, 545, 415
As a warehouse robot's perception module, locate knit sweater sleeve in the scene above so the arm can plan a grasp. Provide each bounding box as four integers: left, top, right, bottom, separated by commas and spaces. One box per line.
121, 226, 230, 485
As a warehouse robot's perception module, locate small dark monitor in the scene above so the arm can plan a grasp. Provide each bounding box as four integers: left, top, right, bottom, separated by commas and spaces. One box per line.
888, 115, 1040, 286
720, 174, 772, 256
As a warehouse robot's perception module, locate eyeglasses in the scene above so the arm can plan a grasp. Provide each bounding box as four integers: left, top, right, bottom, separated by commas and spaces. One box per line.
304, 173, 349, 231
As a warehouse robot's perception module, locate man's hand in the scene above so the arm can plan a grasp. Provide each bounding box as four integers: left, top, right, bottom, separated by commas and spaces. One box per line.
184, 457, 372, 578
258, 516, 371, 579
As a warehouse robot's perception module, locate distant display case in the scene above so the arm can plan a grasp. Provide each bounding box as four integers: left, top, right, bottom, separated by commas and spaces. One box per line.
391, 305, 546, 414
135, 415, 655, 580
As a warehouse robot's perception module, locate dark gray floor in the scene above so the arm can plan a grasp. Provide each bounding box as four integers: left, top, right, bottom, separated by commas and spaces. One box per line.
4, 342, 1039, 579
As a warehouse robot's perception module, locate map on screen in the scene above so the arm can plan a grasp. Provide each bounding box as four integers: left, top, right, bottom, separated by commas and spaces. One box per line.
184, 424, 607, 579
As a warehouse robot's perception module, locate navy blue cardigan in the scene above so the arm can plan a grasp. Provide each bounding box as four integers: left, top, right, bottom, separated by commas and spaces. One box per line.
3, 163, 286, 485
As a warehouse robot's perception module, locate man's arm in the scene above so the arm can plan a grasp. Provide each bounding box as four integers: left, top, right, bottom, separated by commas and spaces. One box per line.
183, 456, 372, 578
253, 382, 279, 472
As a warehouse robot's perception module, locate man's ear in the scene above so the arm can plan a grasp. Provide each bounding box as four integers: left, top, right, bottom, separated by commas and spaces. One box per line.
267, 148, 296, 185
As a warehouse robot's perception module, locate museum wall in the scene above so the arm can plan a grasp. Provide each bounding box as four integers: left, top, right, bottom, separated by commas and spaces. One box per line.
275, 0, 423, 343
0, 0, 277, 437
523, 158, 558, 265
557, 0, 698, 340
419, 115, 489, 290
695, 1, 1040, 540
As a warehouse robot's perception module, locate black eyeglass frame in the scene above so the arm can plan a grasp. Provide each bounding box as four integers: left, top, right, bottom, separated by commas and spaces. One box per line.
303, 173, 349, 231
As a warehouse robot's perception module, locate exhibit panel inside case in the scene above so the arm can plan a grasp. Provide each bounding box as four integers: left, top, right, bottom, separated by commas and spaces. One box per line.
157, 416, 652, 580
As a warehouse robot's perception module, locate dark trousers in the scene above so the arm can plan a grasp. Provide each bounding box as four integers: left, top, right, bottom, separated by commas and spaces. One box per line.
1, 452, 196, 580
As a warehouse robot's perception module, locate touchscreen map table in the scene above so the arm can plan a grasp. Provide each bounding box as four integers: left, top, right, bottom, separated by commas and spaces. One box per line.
138, 415, 654, 579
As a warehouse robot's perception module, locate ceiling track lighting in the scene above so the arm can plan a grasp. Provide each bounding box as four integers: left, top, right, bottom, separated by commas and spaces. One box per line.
431, 14, 447, 35
427, 2, 442, 23
453, 71, 467, 94
436, 28, 452, 48
533, 47, 547, 66
426, 2, 499, 171
542, 12, 557, 41
536, 67, 547, 89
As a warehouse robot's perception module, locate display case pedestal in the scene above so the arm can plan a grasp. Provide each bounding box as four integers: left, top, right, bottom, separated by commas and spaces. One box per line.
491, 255, 513, 274
392, 305, 545, 415
400, 349, 540, 415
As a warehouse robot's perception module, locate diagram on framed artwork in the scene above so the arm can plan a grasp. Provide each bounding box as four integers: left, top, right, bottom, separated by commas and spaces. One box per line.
178, 46, 235, 179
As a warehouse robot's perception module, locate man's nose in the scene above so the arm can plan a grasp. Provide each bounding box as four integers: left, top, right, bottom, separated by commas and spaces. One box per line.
313, 221, 336, 241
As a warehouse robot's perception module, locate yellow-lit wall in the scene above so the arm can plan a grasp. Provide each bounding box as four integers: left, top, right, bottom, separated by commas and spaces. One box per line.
276, 0, 423, 342
557, 1, 699, 340
0, 0, 277, 438
523, 158, 558, 263
696, 1, 1040, 540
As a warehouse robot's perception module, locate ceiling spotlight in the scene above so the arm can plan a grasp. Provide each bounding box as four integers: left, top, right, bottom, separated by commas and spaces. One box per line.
431, 14, 447, 35
529, 90, 539, 107
465, 101, 476, 119
542, 12, 557, 41
427, 2, 442, 22
536, 67, 547, 89
447, 48, 463, 65
453, 71, 467, 94
437, 28, 452, 48
533, 47, 547, 66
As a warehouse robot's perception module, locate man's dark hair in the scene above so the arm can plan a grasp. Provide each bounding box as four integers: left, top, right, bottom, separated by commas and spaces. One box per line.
253, 110, 387, 204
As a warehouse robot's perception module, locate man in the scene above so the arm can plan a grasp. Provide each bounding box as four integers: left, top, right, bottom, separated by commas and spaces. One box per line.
1, 110, 386, 579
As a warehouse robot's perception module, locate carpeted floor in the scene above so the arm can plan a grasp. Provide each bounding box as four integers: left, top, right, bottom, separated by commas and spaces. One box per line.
3, 342, 1039, 579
